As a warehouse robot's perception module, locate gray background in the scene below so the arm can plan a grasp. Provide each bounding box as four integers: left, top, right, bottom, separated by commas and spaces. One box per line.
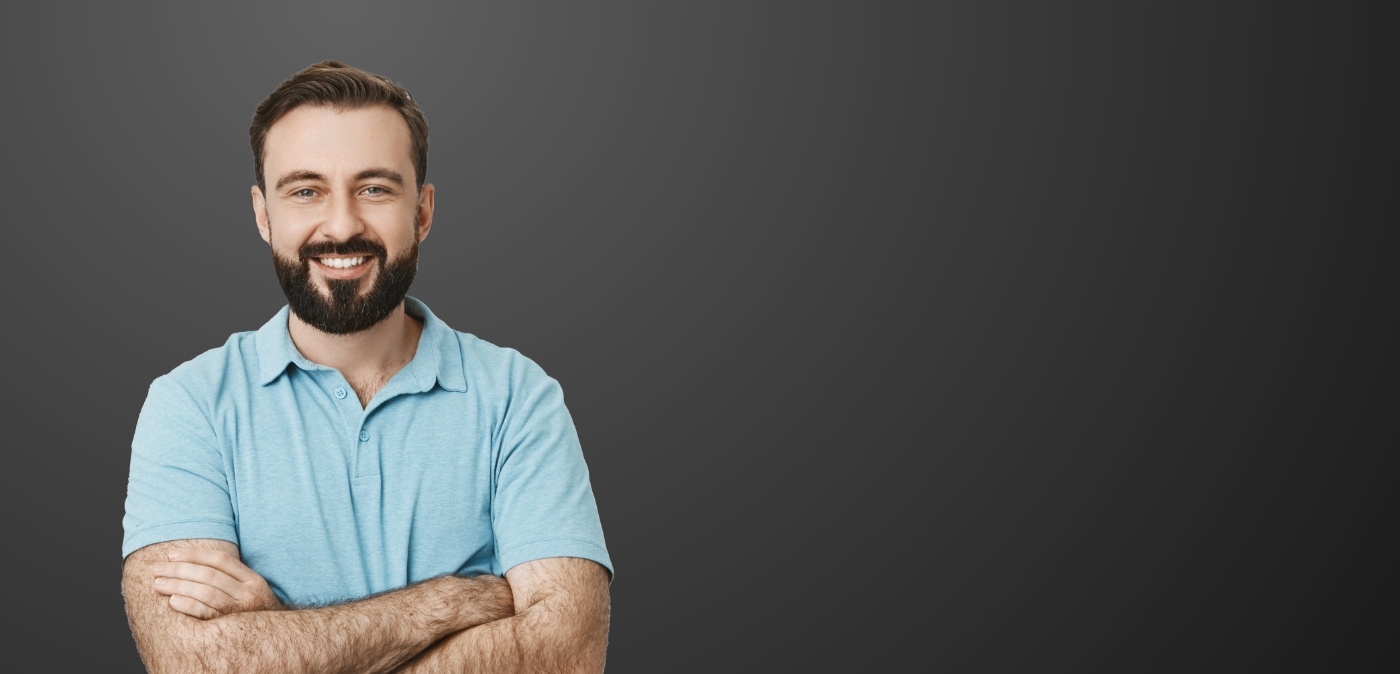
2, 1, 1395, 671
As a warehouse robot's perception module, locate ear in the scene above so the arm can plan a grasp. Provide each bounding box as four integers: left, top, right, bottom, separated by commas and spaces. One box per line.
415, 183, 435, 243
251, 185, 271, 244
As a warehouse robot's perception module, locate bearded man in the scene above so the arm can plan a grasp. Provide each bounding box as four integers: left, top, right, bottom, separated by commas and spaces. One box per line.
120, 61, 612, 673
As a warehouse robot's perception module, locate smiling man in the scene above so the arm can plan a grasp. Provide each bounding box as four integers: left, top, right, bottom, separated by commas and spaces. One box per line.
121, 61, 612, 673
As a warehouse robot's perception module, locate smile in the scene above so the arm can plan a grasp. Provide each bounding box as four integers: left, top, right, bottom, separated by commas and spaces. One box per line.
316, 256, 370, 269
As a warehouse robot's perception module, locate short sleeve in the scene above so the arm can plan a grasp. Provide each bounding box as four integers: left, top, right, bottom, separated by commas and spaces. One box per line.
492, 376, 612, 578
122, 376, 238, 559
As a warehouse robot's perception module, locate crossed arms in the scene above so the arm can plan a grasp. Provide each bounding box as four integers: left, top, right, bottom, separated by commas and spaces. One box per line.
122, 538, 610, 674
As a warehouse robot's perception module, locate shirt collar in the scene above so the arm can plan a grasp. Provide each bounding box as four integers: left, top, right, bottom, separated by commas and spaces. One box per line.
254, 296, 467, 393
402, 296, 468, 393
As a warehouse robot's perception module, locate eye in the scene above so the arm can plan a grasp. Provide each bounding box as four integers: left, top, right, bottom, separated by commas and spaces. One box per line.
292, 188, 317, 199
362, 186, 387, 196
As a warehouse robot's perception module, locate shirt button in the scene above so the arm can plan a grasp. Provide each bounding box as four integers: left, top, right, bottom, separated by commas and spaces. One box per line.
359, 430, 370, 442
333, 387, 347, 399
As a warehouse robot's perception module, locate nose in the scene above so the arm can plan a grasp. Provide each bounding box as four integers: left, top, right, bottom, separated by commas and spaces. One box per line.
318, 190, 367, 242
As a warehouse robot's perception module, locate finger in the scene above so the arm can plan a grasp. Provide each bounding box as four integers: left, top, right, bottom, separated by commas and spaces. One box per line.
156, 561, 245, 597
169, 548, 261, 583
154, 576, 238, 610
169, 593, 221, 620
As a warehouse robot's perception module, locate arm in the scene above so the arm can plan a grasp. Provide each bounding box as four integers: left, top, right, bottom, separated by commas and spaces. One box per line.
148, 543, 286, 619
122, 539, 515, 674
392, 556, 611, 674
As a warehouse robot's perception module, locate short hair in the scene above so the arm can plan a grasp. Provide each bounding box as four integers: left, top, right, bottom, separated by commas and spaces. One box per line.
250, 60, 429, 191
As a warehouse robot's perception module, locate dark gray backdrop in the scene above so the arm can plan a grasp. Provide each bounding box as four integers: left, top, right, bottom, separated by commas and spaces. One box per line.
2, 1, 1395, 671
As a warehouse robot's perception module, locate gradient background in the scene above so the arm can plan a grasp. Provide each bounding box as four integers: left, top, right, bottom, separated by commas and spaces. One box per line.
2, 1, 1395, 671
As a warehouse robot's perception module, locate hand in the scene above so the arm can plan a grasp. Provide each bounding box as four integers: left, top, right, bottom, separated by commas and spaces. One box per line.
152, 547, 285, 619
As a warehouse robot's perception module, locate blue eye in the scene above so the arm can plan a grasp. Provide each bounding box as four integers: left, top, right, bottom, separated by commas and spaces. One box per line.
294, 188, 316, 198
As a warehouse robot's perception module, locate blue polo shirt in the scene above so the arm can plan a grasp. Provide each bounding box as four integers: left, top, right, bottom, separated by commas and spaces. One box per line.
122, 297, 611, 606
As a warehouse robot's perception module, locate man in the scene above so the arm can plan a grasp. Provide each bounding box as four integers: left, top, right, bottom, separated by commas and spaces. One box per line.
121, 60, 613, 673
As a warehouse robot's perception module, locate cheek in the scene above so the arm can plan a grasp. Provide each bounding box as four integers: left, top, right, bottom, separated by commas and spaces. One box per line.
265, 219, 314, 250
375, 213, 422, 248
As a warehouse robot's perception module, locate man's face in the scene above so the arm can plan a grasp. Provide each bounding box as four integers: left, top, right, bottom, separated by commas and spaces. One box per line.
252, 104, 434, 334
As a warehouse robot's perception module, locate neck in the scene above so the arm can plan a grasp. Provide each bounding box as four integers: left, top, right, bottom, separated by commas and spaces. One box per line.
287, 301, 423, 385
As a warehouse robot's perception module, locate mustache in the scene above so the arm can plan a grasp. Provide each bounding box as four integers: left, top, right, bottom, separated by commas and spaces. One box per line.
299, 237, 388, 260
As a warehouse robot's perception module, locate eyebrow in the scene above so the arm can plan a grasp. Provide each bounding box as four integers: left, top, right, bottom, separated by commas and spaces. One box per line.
354, 168, 406, 187
274, 170, 327, 191
273, 168, 406, 191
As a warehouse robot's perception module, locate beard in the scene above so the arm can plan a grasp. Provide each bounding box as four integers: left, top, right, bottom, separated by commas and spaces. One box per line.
271, 234, 419, 335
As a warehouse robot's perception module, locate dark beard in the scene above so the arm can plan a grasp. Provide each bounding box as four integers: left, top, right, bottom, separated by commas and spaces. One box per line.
272, 235, 419, 335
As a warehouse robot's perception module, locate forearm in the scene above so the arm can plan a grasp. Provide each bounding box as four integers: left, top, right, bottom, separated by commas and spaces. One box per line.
128, 569, 513, 674
393, 559, 611, 674
394, 614, 528, 673
393, 607, 602, 674
191, 577, 474, 674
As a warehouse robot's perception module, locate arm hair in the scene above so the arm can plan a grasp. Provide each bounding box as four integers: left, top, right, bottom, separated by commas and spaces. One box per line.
393, 556, 611, 673
123, 539, 514, 674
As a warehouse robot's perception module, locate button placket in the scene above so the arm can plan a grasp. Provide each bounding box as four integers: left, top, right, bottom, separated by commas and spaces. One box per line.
353, 412, 377, 480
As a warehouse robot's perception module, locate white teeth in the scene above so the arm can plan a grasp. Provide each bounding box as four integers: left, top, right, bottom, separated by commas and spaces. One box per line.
321, 257, 367, 269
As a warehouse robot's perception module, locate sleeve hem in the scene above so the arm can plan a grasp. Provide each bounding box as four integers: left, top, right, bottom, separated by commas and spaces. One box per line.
122, 520, 238, 559
498, 539, 614, 580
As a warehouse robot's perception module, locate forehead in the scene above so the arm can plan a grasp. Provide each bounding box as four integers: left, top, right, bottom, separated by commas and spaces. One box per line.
263, 104, 414, 180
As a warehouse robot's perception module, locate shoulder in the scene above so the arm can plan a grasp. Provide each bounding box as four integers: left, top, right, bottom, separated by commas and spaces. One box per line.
145, 330, 261, 404
419, 300, 559, 398
460, 331, 551, 381
449, 330, 563, 407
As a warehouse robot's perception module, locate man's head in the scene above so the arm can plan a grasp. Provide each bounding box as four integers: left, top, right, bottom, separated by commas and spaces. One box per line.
249, 61, 434, 335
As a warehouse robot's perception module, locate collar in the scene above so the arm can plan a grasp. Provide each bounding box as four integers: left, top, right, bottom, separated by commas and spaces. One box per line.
254, 296, 467, 393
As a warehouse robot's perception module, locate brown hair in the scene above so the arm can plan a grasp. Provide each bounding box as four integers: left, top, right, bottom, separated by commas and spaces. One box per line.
249, 60, 429, 191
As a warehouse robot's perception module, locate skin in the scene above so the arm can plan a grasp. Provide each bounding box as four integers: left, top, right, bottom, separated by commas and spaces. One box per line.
392, 557, 611, 673
124, 538, 516, 674
150, 544, 285, 618
122, 104, 611, 673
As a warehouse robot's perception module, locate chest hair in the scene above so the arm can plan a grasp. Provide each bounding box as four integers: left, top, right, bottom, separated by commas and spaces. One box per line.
348, 373, 394, 407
